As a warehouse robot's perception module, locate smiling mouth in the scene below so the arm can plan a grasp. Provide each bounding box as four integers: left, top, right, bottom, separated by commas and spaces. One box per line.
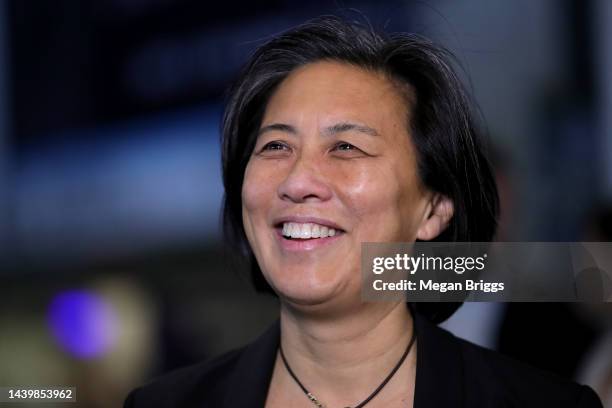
280, 222, 343, 240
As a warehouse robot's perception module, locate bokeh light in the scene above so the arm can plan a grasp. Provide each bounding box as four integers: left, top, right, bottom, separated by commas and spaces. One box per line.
47, 290, 119, 359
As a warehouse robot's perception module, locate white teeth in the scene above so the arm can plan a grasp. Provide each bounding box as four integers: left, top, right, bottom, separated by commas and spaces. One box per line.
281, 222, 338, 239
311, 224, 320, 238
300, 224, 311, 239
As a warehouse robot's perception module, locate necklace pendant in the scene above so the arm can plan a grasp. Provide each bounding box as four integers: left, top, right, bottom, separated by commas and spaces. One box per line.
306, 392, 325, 408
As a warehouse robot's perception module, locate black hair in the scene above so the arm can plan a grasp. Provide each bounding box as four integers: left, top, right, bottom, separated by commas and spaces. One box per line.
221, 16, 499, 323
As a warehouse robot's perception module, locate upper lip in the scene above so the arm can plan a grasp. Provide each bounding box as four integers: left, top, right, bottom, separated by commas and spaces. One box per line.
273, 215, 345, 232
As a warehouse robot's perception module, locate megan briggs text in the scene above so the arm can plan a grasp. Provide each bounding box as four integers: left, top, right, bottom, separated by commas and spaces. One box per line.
373, 279, 505, 293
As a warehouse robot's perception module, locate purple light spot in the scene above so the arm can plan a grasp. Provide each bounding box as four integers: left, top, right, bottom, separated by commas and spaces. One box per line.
47, 290, 118, 359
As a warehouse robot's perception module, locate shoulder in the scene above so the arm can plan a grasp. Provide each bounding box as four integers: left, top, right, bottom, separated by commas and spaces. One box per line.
123, 320, 281, 408
123, 347, 244, 408
413, 313, 601, 407
448, 328, 602, 407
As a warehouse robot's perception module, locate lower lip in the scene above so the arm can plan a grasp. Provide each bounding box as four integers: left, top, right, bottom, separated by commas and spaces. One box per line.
275, 229, 343, 251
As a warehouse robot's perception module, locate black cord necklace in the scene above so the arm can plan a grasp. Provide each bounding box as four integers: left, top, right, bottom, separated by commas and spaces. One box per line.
278, 325, 417, 408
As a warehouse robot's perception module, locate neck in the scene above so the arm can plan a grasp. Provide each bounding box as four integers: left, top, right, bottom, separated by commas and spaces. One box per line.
277, 301, 416, 406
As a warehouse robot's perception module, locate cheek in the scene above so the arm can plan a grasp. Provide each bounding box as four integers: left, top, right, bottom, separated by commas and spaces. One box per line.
242, 161, 275, 213
241, 159, 292, 250
335, 163, 398, 216
333, 160, 423, 239
241, 162, 272, 242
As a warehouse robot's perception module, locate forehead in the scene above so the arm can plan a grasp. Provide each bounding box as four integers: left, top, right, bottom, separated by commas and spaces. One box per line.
262, 61, 411, 128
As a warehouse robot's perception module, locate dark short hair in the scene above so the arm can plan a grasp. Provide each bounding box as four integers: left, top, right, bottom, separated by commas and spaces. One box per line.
220, 16, 499, 323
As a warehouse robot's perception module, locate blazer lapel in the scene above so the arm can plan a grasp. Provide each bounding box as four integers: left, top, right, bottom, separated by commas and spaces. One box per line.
413, 312, 465, 407
223, 320, 280, 407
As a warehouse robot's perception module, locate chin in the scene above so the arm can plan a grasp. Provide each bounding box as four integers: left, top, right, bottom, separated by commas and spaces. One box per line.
266, 269, 345, 306
278, 287, 337, 307
271, 276, 363, 316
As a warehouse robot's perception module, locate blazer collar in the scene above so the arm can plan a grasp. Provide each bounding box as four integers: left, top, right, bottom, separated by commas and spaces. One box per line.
224, 312, 464, 407
224, 320, 280, 407
413, 312, 465, 407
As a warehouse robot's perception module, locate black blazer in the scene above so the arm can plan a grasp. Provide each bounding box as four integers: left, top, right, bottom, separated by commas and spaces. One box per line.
124, 312, 603, 407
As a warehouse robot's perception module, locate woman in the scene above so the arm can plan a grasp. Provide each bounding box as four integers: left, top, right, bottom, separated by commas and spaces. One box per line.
125, 17, 602, 407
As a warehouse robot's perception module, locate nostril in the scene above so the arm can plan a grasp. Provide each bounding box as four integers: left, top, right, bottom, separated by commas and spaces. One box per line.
302, 194, 321, 202
276, 165, 333, 203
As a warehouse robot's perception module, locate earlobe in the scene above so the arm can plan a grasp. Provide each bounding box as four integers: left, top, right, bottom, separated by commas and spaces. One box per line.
416, 194, 454, 241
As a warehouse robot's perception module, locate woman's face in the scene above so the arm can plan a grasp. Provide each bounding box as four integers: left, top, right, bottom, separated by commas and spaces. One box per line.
241, 61, 432, 309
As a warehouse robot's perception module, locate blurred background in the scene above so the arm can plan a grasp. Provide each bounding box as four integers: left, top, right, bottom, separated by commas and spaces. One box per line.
1, 0, 612, 406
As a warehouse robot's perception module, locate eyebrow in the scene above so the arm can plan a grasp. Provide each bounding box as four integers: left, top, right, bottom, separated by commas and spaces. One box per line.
257, 121, 380, 138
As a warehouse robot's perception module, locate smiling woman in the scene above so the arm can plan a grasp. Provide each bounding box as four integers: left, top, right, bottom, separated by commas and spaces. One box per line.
241, 61, 439, 309
124, 16, 603, 408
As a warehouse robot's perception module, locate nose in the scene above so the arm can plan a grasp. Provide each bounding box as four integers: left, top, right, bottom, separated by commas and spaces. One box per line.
277, 152, 333, 203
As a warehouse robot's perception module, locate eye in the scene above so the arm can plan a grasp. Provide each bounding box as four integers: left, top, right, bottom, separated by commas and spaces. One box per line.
255, 140, 292, 157
330, 141, 373, 158
335, 142, 356, 151
331, 141, 368, 156
262, 141, 289, 151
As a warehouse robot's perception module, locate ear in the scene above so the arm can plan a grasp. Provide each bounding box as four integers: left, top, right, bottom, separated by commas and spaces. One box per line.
416, 194, 454, 241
